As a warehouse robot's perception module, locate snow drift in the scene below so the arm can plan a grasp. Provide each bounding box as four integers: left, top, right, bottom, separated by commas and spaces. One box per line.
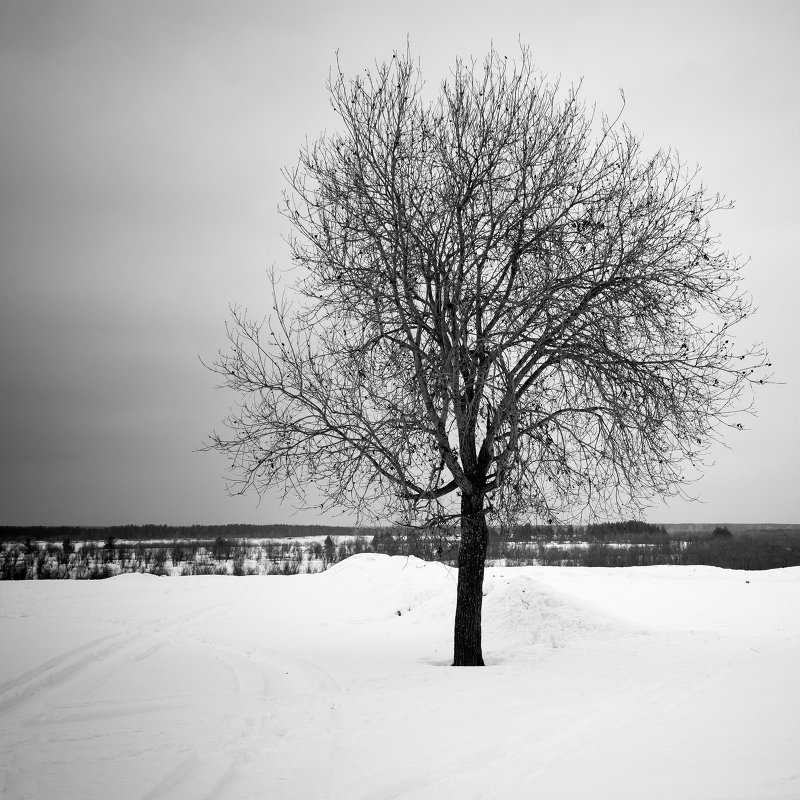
1, 554, 798, 799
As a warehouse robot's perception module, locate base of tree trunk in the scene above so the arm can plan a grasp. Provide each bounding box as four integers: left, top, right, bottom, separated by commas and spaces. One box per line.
453, 493, 488, 666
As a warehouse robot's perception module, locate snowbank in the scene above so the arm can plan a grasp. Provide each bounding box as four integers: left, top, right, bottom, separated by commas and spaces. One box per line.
1, 557, 798, 798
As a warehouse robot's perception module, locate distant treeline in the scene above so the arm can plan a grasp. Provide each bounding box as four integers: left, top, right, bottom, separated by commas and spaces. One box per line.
0, 523, 361, 544
3, 519, 797, 546
4, 525, 800, 580
510, 520, 667, 541
664, 523, 800, 535
0, 519, 669, 545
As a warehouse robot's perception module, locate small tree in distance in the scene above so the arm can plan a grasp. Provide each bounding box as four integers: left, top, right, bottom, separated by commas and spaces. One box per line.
208, 46, 767, 666
323, 535, 337, 565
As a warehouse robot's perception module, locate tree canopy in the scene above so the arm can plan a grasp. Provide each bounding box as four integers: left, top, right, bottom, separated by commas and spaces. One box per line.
211, 47, 764, 526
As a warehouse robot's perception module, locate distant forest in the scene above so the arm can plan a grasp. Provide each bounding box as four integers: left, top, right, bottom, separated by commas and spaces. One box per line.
0, 523, 360, 543
2, 520, 797, 544
4, 519, 800, 578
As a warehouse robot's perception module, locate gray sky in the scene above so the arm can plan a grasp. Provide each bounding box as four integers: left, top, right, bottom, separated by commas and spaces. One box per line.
1, 0, 797, 526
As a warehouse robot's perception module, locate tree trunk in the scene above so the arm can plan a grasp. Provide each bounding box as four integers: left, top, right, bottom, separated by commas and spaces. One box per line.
453, 491, 489, 666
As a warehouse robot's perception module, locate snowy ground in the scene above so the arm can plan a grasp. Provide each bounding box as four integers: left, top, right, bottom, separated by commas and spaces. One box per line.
1, 555, 798, 799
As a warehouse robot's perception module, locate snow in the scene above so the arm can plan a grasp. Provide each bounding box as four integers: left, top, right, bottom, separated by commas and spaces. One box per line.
1, 555, 799, 799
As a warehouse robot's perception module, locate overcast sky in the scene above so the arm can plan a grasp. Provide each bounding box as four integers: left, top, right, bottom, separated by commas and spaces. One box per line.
1, 0, 797, 527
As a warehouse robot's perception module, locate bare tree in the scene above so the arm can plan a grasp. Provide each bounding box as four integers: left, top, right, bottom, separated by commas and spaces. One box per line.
208, 47, 767, 666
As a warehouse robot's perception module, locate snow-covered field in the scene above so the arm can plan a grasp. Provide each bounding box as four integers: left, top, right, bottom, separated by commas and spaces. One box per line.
1, 555, 798, 799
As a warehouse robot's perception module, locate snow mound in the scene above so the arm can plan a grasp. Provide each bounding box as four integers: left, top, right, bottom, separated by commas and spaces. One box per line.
321, 556, 629, 655
108, 570, 162, 580
320, 553, 458, 623
321, 551, 432, 577
481, 570, 630, 657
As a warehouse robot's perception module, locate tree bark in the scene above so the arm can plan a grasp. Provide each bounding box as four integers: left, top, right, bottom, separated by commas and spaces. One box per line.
453, 491, 489, 666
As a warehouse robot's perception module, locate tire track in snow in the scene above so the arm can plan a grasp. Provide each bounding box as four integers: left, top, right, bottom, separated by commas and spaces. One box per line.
183, 642, 347, 799
0, 601, 220, 719
0, 630, 137, 714
139, 755, 198, 800
135, 753, 238, 800
0, 610, 249, 798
